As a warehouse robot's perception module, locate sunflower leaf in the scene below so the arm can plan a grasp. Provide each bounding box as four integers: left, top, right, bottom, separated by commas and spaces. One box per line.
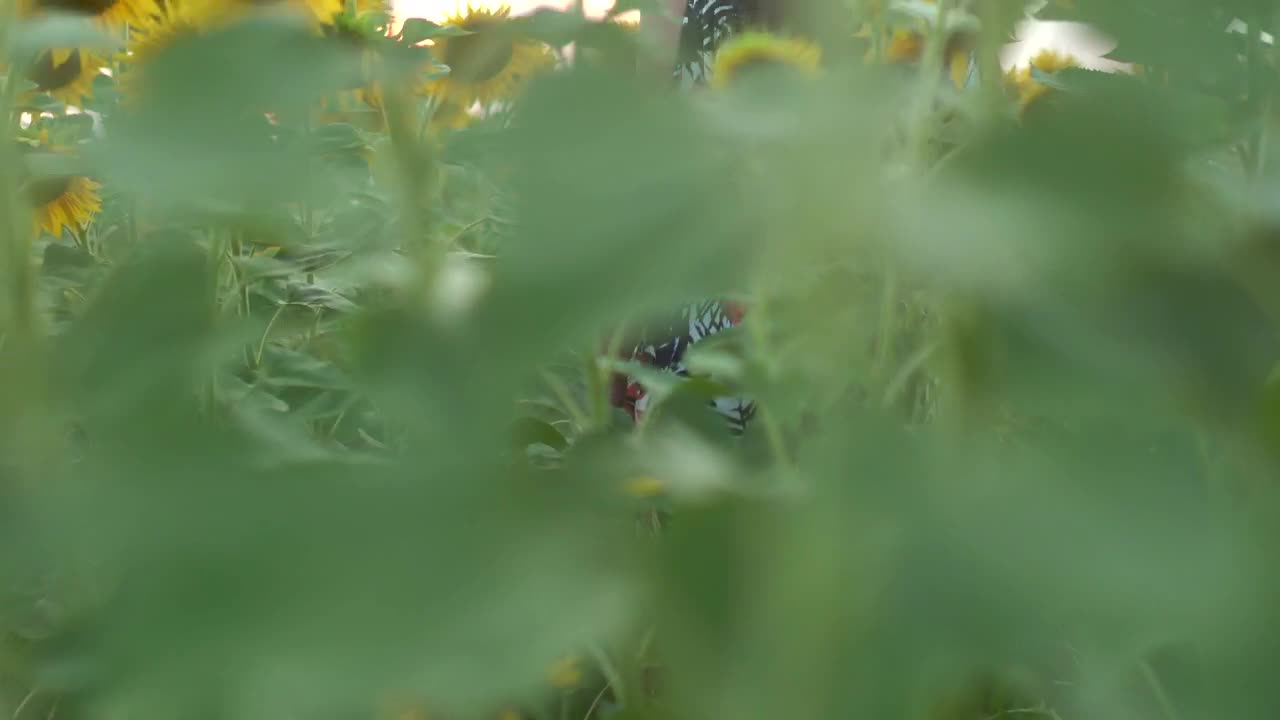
399, 18, 473, 45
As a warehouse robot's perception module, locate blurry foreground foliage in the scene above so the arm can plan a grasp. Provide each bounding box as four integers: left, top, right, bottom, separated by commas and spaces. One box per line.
3, 0, 1280, 719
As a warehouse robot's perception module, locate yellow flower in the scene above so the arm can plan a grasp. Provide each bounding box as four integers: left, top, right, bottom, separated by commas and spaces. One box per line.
947, 45, 971, 89
28, 173, 103, 238
24, 48, 104, 108
422, 4, 554, 107
19, 0, 160, 27
1028, 48, 1077, 74
709, 31, 820, 89
1006, 48, 1078, 114
884, 28, 922, 63
865, 26, 971, 89
547, 655, 583, 689
623, 475, 666, 499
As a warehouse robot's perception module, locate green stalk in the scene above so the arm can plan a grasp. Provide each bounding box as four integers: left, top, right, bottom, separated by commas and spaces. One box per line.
585, 348, 610, 430
381, 80, 436, 262
744, 294, 794, 474
974, 0, 1009, 118
905, 0, 953, 167
866, 0, 886, 64
1, 3, 35, 343
0, 0, 51, 476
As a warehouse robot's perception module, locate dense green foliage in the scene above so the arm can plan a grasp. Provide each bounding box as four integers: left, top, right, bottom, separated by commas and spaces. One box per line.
4, 1, 1280, 719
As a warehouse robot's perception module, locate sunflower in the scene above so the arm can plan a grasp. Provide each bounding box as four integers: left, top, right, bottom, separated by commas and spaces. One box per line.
18, 129, 103, 238
422, 4, 553, 107
24, 47, 105, 107
709, 31, 821, 89
883, 28, 921, 63
19, 0, 160, 27
866, 27, 970, 89
1006, 48, 1078, 115
28, 173, 103, 238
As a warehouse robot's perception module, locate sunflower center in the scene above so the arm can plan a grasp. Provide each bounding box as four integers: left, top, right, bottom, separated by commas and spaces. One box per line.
27, 49, 84, 92
25, 176, 74, 208
34, 0, 120, 14
441, 26, 515, 84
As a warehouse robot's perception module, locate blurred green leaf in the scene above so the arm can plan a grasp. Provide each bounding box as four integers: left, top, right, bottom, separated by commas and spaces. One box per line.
6, 14, 121, 59
398, 17, 473, 44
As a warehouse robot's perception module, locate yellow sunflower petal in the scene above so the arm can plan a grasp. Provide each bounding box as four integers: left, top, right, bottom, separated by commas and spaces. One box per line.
948, 47, 970, 89
422, 4, 554, 107
1029, 48, 1077, 74
884, 28, 922, 63
31, 175, 102, 238
22, 0, 161, 28
1005, 50, 1078, 116
25, 47, 104, 107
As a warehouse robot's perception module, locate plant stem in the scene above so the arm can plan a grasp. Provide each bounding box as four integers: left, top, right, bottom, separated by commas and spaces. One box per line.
0, 2, 35, 343
586, 349, 610, 430
381, 79, 438, 269
974, 0, 1010, 118
744, 294, 794, 474
905, 0, 953, 167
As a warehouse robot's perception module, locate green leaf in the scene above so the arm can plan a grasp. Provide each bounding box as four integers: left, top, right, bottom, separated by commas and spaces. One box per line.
398, 17, 473, 44
98, 12, 366, 212
511, 416, 569, 451
7, 14, 121, 59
